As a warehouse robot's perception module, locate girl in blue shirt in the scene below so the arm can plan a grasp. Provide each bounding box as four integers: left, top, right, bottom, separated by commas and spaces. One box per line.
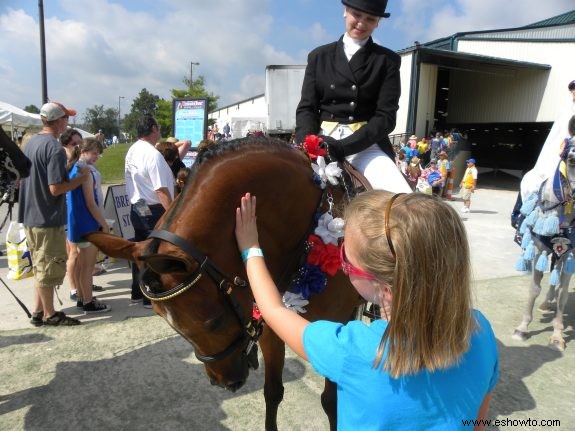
235, 191, 498, 430
67, 138, 111, 314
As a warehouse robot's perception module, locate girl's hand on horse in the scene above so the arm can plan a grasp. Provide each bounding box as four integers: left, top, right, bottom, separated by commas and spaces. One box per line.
235, 193, 260, 251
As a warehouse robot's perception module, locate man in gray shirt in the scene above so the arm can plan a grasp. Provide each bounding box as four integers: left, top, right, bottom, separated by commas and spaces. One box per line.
18, 101, 87, 326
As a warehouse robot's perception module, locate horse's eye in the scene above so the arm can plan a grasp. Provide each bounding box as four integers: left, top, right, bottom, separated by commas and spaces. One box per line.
143, 255, 192, 274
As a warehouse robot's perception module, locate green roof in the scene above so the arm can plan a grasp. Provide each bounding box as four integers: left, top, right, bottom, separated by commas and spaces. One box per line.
521, 9, 575, 28
416, 10, 575, 52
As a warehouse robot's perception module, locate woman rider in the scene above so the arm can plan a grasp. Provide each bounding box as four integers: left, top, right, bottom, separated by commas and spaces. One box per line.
295, 0, 411, 193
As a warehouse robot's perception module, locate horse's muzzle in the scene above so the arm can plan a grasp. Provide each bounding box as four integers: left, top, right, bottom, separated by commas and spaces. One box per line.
209, 377, 246, 393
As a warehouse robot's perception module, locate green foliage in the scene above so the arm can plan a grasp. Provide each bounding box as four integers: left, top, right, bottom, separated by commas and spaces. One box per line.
23, 104, 40, 114
156, 99, 173, 137
123, 88, 161, 139
83, 105, 119, 137
173, 75, 220, 113
95, 142, 130, 184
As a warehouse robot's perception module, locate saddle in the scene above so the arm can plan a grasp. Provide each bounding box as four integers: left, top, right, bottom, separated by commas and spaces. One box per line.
339, 159, 373, 197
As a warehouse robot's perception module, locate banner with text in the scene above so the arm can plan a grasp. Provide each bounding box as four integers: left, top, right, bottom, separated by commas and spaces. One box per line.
104, 184, 134, 241
173, 98, 207, 167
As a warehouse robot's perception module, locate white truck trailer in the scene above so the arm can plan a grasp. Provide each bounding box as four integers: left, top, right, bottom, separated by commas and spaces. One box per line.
265, 65, 306, 138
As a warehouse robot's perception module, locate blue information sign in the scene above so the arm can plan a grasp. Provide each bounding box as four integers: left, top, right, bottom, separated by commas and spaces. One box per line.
173, 98, 207, 167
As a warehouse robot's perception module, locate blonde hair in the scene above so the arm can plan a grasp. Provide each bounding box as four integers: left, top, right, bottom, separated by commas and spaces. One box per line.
344, 191, 474, 378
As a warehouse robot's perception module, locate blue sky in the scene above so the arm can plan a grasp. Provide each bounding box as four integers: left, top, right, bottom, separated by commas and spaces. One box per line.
0, 0, 573, 125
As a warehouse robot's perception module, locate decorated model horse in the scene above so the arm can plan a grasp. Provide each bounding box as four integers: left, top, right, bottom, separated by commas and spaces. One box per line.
514, 130, 575, 351
87, 137, 364, 430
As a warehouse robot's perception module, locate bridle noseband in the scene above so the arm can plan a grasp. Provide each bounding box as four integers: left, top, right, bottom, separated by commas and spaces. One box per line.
141, 229, 263, 367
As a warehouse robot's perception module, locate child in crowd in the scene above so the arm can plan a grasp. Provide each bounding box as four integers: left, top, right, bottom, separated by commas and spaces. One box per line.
176, 167, 191, 196
395, 148, 407, 175
67, 137, 111, 313
234, 191, 498, 430
460, 158, 478, 213
405, 155, 422, 190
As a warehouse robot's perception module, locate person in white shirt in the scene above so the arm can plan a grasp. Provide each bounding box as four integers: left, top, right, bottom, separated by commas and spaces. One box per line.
125, 114, 174, 308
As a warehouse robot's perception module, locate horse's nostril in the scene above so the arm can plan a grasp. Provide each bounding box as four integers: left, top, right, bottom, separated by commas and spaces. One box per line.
226, 380, 246, 393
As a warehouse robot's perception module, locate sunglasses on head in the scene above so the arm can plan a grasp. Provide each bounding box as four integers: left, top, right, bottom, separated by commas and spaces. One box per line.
339, 242, 377, 281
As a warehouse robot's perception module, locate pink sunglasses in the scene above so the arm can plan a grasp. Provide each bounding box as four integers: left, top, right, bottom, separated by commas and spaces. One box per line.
339, 242, 377, 281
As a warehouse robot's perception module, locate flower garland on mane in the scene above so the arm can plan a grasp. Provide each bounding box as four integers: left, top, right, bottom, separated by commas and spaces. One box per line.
284, 135, 345, 313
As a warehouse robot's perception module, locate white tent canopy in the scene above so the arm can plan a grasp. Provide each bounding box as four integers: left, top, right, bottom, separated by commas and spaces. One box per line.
0, 101, 42, 137
0, 101, 94, 140
72, 127, 95, 138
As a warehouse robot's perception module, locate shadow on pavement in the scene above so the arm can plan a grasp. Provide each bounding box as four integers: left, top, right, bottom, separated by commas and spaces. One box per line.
0, 333, 53, 349
490, 340, 562, 430
0, 336, 307, 430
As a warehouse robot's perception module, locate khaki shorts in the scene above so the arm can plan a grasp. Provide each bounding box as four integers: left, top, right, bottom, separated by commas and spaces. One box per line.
461, 187, 473, 200
24, 226, 67, 288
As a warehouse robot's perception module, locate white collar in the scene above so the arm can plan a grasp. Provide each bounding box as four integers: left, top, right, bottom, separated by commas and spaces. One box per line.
343, 33, 368, 61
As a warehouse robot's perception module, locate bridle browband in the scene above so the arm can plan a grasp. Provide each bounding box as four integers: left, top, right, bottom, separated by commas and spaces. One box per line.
142, 229, 263, 365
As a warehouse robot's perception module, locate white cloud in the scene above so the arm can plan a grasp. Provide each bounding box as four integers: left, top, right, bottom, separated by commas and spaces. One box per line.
0, 0, 296, 120
394, 0, 574, 47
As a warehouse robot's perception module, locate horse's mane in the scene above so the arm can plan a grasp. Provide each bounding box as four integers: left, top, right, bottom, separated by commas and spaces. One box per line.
189, 136, 296, 179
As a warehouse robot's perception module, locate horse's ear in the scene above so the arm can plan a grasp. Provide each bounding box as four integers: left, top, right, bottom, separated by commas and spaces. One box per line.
85, 232, 138, 262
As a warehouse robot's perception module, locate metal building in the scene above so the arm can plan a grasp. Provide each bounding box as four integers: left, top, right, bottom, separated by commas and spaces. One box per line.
399, 10, 575, 173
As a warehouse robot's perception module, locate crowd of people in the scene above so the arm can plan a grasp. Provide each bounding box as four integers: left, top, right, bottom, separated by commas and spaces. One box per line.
16, 106, 203, 323
390, 129, 478, 210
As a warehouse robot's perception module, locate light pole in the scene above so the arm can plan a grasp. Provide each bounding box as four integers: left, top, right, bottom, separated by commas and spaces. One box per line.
117, 96, 125, 144
38, 0, 48, 103
190, 61, 200, 84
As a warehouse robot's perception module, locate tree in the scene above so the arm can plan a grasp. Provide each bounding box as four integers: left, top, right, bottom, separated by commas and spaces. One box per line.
23, 105, 40, 114
172, 75, 219, 113
123, 88, 161, 139
83, 105, 119, 137
166, 75, 221, 134
156, 99, 173, 137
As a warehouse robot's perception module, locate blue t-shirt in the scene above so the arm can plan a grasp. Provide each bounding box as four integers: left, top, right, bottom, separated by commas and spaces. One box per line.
427, 170, 442, 186
67, 162, 100, 243
303, 310, 498, 431
404, 147, 419, 162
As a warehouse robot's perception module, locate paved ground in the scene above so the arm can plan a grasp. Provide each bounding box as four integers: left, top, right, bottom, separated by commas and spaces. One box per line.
0, 177, 573, 430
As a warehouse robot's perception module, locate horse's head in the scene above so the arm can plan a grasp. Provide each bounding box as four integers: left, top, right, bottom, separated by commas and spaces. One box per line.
88, 137, 322, 391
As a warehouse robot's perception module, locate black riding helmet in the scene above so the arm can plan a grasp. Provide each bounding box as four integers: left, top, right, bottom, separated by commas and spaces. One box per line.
341, 0, 390, 18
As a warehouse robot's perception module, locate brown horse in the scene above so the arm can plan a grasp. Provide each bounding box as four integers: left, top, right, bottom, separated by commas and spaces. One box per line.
87, 137, 364, 430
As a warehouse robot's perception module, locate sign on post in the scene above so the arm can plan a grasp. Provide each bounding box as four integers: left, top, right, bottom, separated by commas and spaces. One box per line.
104, 184, 134, 241
173, 98, 208, 167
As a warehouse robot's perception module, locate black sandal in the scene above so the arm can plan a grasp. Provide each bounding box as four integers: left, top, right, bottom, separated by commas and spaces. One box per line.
43, 311, 81, 326
31, 311, 44, 327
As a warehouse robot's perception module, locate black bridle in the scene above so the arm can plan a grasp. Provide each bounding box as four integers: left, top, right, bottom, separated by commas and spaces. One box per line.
140, 229, 263, 366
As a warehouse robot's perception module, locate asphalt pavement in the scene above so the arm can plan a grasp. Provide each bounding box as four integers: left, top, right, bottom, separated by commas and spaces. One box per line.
0, 175, 573, 430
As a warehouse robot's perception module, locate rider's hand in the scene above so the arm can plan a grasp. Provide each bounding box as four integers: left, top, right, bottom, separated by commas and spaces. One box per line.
235, 193, 260, 252
321, 136, 345, 161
